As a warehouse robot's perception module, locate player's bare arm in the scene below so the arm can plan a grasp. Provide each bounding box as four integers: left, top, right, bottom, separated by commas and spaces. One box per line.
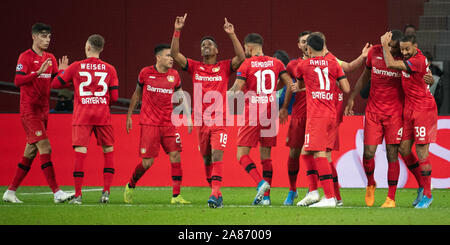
279, 72, 293, 124
170, 13, 188, 69
338, 77, 351, 94
340, 43, 372, 73
276, 75, 302, 91
345, 66, 371, 116
174, 87, 193, 134
290, 78, 306, 93
126, 84, 143, 134
224, 18, 245, 71
228, 78, 245, 93
381, 32, 407, 71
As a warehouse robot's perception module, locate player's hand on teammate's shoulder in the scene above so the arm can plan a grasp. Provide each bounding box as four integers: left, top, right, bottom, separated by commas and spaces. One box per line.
174, 13, 187, 31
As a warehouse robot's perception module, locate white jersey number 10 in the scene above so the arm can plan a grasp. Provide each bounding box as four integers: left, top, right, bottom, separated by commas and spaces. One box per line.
254, 69, 275, 94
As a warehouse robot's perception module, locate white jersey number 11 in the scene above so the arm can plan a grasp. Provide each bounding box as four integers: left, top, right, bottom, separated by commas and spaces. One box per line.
313, 67, 330, 91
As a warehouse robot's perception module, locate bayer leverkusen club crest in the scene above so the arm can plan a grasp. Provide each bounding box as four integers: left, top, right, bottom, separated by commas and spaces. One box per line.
167, 75, 175, 82
212, 67, 220, 72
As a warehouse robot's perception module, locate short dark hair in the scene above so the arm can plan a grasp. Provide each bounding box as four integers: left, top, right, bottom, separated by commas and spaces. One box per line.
311, 31, 326, 44
154, 43, 171, 55
400, 34, 417, 44
403, 24, 416, 32
298, 31, 312, 41
307, 34, 324, 52
273, 50, 290, 66
87, 34, 105, 52
423, 51, 433, 62
391, 30, 403, 42
31, 23, 51, 34
244, 33, 264, 45
200, 36, 217, 47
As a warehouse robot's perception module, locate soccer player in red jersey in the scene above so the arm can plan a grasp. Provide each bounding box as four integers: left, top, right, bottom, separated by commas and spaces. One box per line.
381, 32, 437, 208
294, 34, 350, 207
124, 44, 192, 205
170, 14, 245, 208
3, 23, 74, 204
283, 31, 310, 205
345, 30, 405, 207
296, 32, 370, 207
51, 34, 119, 204
229, 33, 293, 205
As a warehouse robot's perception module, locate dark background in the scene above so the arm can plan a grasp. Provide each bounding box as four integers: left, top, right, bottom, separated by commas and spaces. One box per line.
0, 0, 425, 113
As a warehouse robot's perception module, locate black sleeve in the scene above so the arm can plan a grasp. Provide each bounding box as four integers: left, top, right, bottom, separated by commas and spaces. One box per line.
404, 60, 413, 74
182, 58, 189, 71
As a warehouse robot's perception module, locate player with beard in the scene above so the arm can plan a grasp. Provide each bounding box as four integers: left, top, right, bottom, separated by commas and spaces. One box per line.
229, 33, 293, 205
345, 30, 405, 207
381, 32, 437, 208
346, 31, 435, 208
